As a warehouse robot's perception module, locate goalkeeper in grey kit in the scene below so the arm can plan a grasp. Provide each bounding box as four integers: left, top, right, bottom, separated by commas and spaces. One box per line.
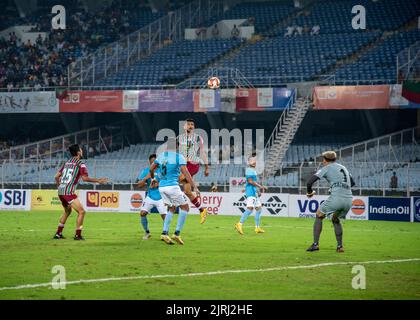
305, 151, 355, 253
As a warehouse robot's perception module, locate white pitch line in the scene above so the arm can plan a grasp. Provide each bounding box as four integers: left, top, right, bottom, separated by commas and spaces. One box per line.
0, 258, 419, 292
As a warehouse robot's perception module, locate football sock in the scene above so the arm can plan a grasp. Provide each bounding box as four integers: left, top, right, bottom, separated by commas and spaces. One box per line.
140, 216, 149, 233
191, 196, 201, 210
239, 209, 253, 224
175, 209, 188, 235
163, 210, 173, 233
255, 209, 262, 227
313, 217, 323, 244
75, 228, 82, 237
56, 223, 65, 234
333, 220, 343, 247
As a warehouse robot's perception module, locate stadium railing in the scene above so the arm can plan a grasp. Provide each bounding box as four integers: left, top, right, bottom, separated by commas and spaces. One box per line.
1, 160, 418, 197
0, 126, 126, 162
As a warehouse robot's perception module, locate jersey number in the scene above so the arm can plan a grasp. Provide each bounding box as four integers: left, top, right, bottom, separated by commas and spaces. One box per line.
61, 168, 74, 183
340, 169, 348, 183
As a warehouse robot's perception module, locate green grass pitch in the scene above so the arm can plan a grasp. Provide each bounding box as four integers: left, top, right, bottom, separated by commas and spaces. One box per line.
0, 210, 420, 300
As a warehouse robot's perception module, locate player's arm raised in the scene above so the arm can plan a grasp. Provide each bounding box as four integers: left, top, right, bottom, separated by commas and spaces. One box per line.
181, 165, 199, 194
81, 176, 108, 184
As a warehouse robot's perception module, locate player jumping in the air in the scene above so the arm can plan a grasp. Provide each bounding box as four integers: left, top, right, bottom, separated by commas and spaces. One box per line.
177, 118, 209, 224
235, 155, 267, 235
150, 137, 199, 245
306, 151, 355, 253
53, 144, 108, 240
137, 153, 167, 240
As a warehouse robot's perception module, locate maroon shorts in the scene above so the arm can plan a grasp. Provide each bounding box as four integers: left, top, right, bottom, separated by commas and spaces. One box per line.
186, 162, 200, 177
59, 194, 78, 207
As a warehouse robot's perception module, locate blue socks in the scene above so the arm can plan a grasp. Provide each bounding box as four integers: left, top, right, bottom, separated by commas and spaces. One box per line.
141, 215, 149, 233
162, 210, 174, 234
175, 209, 188, 235
255, 209, 262, 227
240, 209, 253, 224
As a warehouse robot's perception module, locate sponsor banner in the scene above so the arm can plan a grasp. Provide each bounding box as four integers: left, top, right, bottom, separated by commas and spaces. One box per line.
138, 89, 193, 112
220, 89, 236, 113
289, 195, 329, 218
369, 197, 410, 222
346, 197, 369, 220
193, 89, 221, 112
257, 88, 273, 107
0, 92, 58, 113
313, 85, 390, 110
0, 189, 31, 211
119, 191, 147, 213
79, 190, 121, 212
59, 91, 124, 112
229, 177, 246, 193
236, 88, 295, 111
123, 90, 140, 110
31, 190, 68, 211
412, 197, 420, 223
188, 193, 289, 217
389, 84, 409, 107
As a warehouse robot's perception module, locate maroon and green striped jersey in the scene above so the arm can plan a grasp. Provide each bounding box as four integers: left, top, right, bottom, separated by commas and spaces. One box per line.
57, 157, 88, 196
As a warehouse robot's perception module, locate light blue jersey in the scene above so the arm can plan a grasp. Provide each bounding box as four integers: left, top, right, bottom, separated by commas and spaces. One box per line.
137, 167, 162, 201
154, 151, 187, 187
245, 167, 258, 197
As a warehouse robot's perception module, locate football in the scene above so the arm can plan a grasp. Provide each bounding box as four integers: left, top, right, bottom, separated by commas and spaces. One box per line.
207, 76, 221, 89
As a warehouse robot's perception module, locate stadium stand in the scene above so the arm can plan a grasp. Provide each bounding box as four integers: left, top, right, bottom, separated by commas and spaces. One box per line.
98, 39, 242, 86
0, 0, 165, 89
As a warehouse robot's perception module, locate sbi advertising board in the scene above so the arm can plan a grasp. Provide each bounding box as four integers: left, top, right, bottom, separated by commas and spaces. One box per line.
0, 189, 31, 210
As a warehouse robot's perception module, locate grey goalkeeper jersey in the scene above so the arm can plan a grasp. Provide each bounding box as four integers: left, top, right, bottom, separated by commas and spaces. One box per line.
315, 163, 353, 198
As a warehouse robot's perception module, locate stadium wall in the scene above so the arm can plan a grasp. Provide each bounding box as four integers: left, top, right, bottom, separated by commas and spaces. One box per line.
0, 189, 418, 223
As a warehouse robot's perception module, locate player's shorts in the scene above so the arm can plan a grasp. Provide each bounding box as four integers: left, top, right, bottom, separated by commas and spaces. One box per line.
246, 196, 262, 208
186, 161, 200, 177
319, 196, 352, 218
140, 196, 166, 215
159, 185, 189, 207
58, 194, 77, 207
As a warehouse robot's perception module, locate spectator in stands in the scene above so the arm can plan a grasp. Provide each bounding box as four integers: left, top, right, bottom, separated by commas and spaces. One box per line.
295, 26, 303, 36
303, 25, 310, 34
284, 26, 295, 37
390, 172, 398, 189
211, 24, 220, 39
210, 183, 218, 192
247, 17, 255, 26
231, 25, 240, 39
310, 25, 320, 35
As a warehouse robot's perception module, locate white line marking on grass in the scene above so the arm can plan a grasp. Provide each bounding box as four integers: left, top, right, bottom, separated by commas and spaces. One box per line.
1, 258, 419, 292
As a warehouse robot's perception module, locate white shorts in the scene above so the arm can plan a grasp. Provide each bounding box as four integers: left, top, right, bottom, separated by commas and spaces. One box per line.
246, 196, 262, 208
140, 196, 166, 215
159, 185, 189, 207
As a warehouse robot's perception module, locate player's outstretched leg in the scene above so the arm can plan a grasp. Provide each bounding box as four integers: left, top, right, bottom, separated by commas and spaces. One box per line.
172, 204, 189, 245
71, 198, 86, 240
254, 207, 265, 234
140, 211, 151, 240
183, 180, 207, 224
332, 214, 344, 253
307, 211, 324, 251
235, 207, 253, 235
161, 207, 175, 245
53, 205, 72, 239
